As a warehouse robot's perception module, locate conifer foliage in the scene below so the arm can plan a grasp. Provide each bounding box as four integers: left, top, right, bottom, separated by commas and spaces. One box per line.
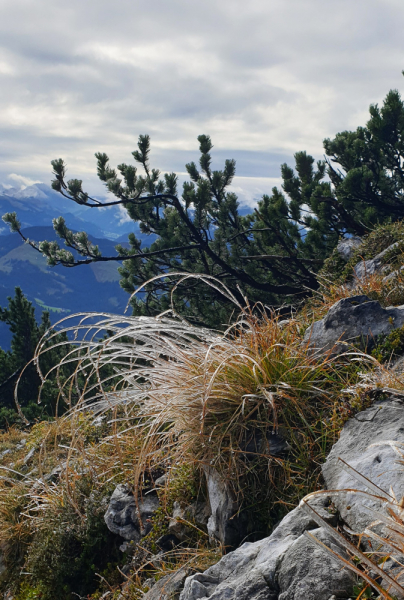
4, 88, 404, 326
0, 288, 70, 427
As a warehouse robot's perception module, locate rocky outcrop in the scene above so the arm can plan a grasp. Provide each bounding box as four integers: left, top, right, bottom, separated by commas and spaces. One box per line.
276, 527, 355, 600
303, 294, 404, 353
104, 484, 159, 548
322, 398, 404, 533
177, 397, 404, 600
179, 496, 353, 600
352, 241, 399, 280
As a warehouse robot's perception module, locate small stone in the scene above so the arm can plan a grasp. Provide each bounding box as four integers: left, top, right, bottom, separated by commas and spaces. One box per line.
104, 484, 159, 543
154, 474, 167, 487
144, 568, 190, 600
168, 501, 211, 541
336, 237, 362, 261
23, 447, 36, 465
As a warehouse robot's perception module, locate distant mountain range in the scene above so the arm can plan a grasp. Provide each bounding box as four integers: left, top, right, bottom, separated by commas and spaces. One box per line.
0, 182, 147, 241
0, 183, 255, 349
0, 184, 156, 349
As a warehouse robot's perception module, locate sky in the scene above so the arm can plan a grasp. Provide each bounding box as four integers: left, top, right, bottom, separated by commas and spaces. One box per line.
0, 0, 404, 206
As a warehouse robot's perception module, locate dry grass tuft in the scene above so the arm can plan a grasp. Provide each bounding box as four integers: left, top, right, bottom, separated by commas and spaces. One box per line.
29, 299, 371, 516
1, 274, 396, 598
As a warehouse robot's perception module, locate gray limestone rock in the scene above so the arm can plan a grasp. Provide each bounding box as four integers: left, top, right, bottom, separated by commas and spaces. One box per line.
322, 399, 404, 532
179, 496, 338, 600
303, 294, 404, 353
277, 528, 355, 600
104, 484, 159, 543
202, 432, 289, 548
168, 501, 211, 541
143, 568, 190, 600
336, 237, 362, 261
352, 242, 400, 280
179, 398, 404, 600
155, 474, 168, 487
204, 467, 241, 547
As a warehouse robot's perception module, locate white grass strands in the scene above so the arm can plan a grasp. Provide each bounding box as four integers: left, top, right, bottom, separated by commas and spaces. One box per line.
18, 273, 373, 505
24, 296, 360, 504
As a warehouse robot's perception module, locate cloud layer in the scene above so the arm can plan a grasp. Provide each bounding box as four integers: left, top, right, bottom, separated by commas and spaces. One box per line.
0, 0, 403, 204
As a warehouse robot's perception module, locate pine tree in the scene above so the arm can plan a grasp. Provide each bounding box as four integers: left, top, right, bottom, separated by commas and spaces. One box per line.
0, 288, 71, 427
3, 87, 404, 326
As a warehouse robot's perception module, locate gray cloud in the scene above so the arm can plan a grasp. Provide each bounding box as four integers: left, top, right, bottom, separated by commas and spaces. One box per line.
0, 0, 403, 201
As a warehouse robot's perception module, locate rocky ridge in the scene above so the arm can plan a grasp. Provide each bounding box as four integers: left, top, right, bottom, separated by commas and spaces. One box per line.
3, 231, 404, 600
105, 281, 404, 600
108, 395, 404, 600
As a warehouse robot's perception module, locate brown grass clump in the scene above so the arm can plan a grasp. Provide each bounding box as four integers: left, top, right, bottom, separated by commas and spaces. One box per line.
0, 275, 389, 598
300, 263, 404, 332
30, 299, 370, 521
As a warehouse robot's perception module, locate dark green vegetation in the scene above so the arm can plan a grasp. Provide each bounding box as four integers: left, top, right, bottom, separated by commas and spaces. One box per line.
371, 324, 404, 362
5, 88, 404, 326
0, 288, 73, 428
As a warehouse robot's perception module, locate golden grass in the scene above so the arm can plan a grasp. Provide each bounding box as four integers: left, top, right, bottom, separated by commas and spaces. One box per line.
4, 272, 403, 598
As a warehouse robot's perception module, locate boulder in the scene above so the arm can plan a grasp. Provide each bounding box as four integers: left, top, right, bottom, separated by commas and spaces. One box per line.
179, 496, 345, 600
322, 398, 404, 532
303, 294, 404, 353
104, 484, 159, 545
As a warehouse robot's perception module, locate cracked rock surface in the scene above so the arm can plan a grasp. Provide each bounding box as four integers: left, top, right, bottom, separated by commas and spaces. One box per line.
178, 399, 404, 600
179, 496, 352, 600
322, 399, 404, 532
303, 294, 404, 353
104, 484, 159, 543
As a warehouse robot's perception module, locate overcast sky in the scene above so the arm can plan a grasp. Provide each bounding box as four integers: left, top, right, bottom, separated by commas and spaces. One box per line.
0, 0, 404, 205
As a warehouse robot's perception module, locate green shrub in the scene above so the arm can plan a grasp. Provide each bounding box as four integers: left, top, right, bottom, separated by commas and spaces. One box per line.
1, 478, 122, 600
371, 324, 404, 363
